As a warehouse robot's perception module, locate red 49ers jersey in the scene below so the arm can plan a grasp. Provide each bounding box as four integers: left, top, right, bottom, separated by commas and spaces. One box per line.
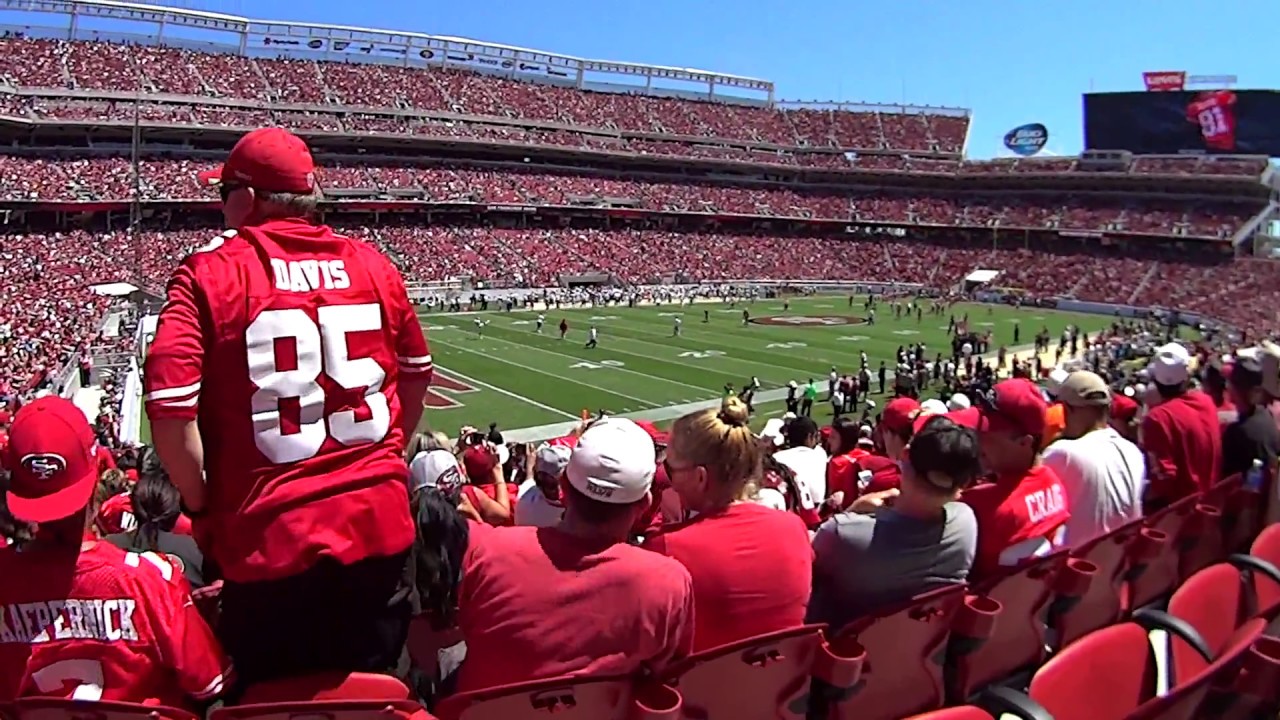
0, 541, 229, 706
1185, 90, 1238, 152
95, 493, 136, 536
143, 220, 430, 582
962, 464, 1070, 580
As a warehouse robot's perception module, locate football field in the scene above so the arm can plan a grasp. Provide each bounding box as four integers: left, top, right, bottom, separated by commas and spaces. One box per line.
418, 296, 1113, 441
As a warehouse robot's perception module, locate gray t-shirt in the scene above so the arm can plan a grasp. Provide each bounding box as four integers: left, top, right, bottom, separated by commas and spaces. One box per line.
807, 502, 977, 632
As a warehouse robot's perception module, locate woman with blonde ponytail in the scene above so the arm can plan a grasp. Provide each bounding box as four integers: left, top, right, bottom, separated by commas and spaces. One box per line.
644, 397, 813, 651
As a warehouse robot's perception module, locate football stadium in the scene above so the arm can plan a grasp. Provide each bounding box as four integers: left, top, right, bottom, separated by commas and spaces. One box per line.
2, 1, 1280, 719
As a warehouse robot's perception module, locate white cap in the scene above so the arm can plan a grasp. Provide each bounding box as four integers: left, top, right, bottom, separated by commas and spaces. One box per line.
947, 393, 971, 411
1046, 367, 1070, 395
408, 449, 463, 495
920, 398, 948, 416
566, 418, 655, 505
1148, 343, 1191, 386
759, 418, 786, 447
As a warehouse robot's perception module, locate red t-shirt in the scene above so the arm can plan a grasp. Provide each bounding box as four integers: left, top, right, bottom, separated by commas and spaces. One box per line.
456, 526, 693, 693
0, 541, 229, 706
96, 447, 117, 474
963, 464, 1070, 580
95, 493, 136, 536
855, 454, 902, 495
643, 503, 813, 652
1141, 391, 1222, 505
826, 449, 871, 500
143, 221, 430, 583
461, 484, 519, 527
1186, 91, 1238, 151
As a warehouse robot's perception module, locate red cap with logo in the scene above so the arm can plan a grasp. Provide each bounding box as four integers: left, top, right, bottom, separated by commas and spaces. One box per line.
881, 397, 922, 435
197, 127, 317, 194
947, 378, 1047, 438
4, 396, 100, 523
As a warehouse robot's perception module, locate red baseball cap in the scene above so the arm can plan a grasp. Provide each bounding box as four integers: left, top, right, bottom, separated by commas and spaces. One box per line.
881, 397, 922, 435
632, 419, 669, 447
4, 397, 100, 523
947, 378, 1047, 438
1110, 393, 1139, 424
461, 446, 498, 480
197, 127, 317, 194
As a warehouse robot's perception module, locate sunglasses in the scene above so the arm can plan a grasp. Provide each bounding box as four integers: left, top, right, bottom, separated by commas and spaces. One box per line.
218, 183, 242, 203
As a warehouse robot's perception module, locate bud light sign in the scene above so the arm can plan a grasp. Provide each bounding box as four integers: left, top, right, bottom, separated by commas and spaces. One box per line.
1003, 123, 1049, 156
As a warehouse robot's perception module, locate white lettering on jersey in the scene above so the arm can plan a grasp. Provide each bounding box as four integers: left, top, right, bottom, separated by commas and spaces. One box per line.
0, 599, 138, 644
271, 259, 351, 293
1023, 483, 1066, 524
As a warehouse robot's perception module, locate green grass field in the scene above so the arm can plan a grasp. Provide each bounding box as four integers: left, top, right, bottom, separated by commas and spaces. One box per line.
418, 296, 1113, 441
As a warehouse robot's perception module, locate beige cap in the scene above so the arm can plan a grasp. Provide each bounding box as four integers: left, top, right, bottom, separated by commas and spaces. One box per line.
1057, 370, 1111, 408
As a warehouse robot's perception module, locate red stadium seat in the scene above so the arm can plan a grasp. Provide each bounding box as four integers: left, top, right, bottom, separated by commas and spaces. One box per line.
1052, 518, 1144, 649
947, 552, 1073, 702
1129, 494, 1201, 609
432, 675, 681, 720
237, 672, 412, 705
1245, 524, 1280, 623
902, 708, 994, 720
660, 624, 862, 720
210, 699, 433, 720
14, 699, 200, 720
823, 584, 968, 720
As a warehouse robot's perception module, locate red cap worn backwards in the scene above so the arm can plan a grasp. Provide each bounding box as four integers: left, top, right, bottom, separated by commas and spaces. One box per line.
197, 127, 317, 194
5, 396, 100, 523
881, 397, 922, 435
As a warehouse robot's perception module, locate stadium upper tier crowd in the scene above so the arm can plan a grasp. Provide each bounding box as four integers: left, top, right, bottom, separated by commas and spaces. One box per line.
0, 156, 1260, 240
0, 38, 968, 152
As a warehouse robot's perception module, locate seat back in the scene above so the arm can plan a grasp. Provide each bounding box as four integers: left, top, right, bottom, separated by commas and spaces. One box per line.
1130, 494, 1200, 609
827, 584, 966, 720
1053, 519, 1142, 648
210, 699, 433, 720
903, 707, 995, 720
1250, 524, 1280, 621
1165, 563, 1252, 679
1027, 622, 1158, 720
663, 624, 827, 720
1128, 621, 1267, 720
948, 553, 1067, 702
433, 675, 680, 720
237, 672, 411, 706
15, 698, 201, 720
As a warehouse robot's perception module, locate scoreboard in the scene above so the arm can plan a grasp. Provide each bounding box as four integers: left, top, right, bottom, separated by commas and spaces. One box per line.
1084, 90, 1280, 156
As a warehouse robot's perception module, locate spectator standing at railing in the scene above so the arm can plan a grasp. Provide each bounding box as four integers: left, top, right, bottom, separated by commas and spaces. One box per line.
142, 127, 432, 690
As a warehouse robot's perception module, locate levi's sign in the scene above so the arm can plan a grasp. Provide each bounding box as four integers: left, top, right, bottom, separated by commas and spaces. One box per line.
1143, 71, 1186, 91
1002, 123, 1048, 156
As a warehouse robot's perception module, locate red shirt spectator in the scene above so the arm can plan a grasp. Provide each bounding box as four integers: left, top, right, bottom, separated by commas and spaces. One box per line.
96, 446, 117, 474
949, 379, 1070, 578
645, 503, 812, 651
0, 396, 229, 707
455, 419, 693, 692
95, 492, 136, 535
143, 128, 431, 583
856, 453, 903, 494
1141, 343, 1222, 505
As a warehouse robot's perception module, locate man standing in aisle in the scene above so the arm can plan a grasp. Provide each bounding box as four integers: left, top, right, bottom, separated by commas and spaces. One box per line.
144, 127, 432, 688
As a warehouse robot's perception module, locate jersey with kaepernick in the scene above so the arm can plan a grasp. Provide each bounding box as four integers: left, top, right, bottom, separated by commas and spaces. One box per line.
143, 219, 432, 583
0, 541, 228, 706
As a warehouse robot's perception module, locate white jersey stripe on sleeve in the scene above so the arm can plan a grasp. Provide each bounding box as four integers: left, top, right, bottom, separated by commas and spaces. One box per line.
397, 354, 432, 365
143, 382, 201, 402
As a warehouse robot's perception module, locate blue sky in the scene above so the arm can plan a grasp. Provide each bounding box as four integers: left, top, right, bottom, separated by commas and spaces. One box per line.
33, 0, 1280, 158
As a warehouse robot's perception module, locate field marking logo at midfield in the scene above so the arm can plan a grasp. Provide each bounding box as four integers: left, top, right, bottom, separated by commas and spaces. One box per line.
749, 315, 867, 327
423, 371, 480, 409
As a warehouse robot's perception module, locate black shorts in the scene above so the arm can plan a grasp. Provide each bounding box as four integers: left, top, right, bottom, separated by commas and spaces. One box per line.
218, 551, 411, 691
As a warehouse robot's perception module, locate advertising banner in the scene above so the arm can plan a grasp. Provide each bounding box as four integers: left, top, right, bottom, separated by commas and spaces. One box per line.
1084, 90, 1280, 155
1003, 123, 1049, 156
1142, 71, 1186, 91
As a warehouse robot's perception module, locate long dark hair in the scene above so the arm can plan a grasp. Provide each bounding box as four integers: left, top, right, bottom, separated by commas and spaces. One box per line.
131, 445, 181, 551
413, 488, 470, 630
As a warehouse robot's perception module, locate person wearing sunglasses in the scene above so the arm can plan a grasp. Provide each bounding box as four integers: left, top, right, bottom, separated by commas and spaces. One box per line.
643, 396, 813, 652
948, 378, 1071, 581
144, 127, 432, 688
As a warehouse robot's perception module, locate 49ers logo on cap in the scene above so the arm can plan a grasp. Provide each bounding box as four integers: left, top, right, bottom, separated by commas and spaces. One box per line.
21, 453, 66, 480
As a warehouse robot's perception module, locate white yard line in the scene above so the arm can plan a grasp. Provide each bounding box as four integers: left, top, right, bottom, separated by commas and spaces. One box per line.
430, 335, 661, 408
432, 367, 577, 420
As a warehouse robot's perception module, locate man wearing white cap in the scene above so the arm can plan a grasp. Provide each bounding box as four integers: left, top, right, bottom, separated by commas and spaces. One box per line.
454, 418, 693, 693
1141, 342, 1221, 509
515, 444, 571, 528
